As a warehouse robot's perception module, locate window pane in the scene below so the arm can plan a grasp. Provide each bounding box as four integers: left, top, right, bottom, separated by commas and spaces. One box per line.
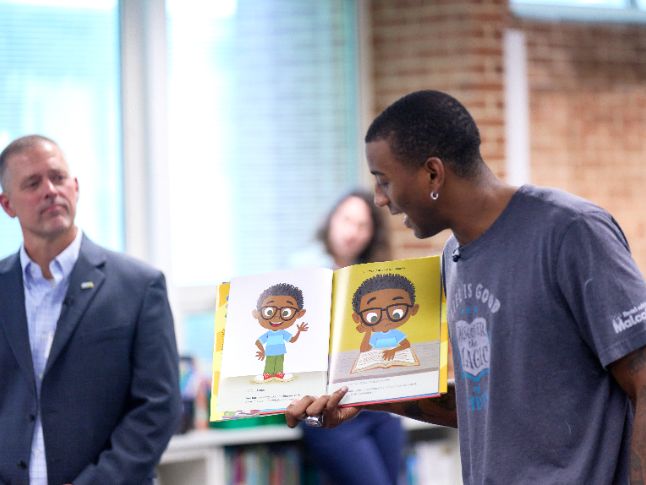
167, 0, 360, 286
0, 0, 123, 258
181, 311, 216, 372
512, 0, 627, 6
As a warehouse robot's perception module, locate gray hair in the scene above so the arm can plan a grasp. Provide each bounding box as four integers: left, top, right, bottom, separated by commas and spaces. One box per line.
0, 134, 59, 190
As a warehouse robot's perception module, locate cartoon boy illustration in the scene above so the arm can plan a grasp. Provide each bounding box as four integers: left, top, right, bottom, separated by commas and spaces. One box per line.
253, 283, 309, 382
352, 274, 419, 361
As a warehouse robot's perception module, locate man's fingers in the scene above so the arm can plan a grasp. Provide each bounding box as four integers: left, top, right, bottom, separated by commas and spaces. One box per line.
304, 395, 332, 418
285, 396, 316, 428
325, 386, 348, 410
285, 387, 351, 428
320, 387, 352, 427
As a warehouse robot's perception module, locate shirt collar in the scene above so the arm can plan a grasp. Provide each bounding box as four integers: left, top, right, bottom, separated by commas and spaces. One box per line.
20, 230, 83, 288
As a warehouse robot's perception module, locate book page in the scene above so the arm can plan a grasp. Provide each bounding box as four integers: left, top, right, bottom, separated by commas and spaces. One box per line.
327, 256, 446, 406
209, 283, 229, 421
350, 347, 420, 373
211, 267, 332, 419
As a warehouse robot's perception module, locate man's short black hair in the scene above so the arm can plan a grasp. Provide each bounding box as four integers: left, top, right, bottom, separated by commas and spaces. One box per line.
365, 90, 482, 178
352, 274, 416, 314
257, 283, 304, 310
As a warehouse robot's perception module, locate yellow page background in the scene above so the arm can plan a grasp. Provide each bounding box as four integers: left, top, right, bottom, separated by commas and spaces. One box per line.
209, 282, 230, 421
329, 256, 443, 353
440, 289, 448, 393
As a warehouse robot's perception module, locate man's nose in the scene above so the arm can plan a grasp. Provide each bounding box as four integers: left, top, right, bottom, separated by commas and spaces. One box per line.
373, 188, 388, 208
42, 179, 57, 197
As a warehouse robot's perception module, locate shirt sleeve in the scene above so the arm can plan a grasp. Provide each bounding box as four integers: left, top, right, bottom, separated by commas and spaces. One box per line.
555, 210, 646, 367
258, 331, 270, 344
393, 329, 406, 343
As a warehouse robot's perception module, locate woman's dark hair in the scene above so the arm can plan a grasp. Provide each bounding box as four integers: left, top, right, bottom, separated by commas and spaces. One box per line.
316, 189, 391, 264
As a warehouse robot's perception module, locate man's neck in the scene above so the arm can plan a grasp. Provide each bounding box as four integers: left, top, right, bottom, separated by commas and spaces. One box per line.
24, 227, 78, 280
447, 170, 517, 246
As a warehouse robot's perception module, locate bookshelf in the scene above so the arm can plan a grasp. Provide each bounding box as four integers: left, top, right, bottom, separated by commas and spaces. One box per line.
156, 419, 461, 485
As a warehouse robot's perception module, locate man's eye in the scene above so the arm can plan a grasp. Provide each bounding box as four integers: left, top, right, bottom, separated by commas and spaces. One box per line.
262, 308, 275, 318
281, 308, 295, 319
375, 177, 388, 188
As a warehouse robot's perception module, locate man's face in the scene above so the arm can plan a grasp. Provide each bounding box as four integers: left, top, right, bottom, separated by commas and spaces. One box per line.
253, 294, 306, 331
0, 141, 79, 245
366, 139, 445, 239
352, 288, 419, 332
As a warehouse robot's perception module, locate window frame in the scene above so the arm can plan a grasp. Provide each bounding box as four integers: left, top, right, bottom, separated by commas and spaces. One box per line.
511, 0, 646, 23
120, 0, 372, 352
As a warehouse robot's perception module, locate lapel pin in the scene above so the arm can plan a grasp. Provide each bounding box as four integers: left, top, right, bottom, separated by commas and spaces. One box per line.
81, 281, 94, 290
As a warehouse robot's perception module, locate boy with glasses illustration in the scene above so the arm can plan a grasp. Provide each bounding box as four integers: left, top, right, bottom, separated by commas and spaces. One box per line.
352, 273, 419, 362
253, 283, 309, 382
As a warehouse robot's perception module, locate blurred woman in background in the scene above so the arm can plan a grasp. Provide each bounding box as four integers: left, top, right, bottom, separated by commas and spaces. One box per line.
290, 189, 405, 485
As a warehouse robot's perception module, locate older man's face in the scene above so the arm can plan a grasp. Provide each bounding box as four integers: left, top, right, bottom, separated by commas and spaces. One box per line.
0, 140, 79, 246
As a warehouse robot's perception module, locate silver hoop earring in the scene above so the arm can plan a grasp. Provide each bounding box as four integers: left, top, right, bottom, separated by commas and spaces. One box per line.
430, 191, 439, 201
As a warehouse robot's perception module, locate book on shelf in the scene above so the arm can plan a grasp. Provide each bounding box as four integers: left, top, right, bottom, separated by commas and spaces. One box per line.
210, 255, 448, 421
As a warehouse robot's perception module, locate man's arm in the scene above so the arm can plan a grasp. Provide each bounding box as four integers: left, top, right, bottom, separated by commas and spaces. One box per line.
371, 381, 457, 428
74, 274, 181, 485
610, 345, 646, 484
285, 381, 457, 429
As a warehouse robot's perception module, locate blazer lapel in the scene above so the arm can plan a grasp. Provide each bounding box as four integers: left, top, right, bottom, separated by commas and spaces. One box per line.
0, 253, 36, 389
45, 236, 106, 374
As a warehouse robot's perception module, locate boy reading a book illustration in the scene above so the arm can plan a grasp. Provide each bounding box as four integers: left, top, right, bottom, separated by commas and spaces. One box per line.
351, 273, 420, 373
253, 283, 309, 383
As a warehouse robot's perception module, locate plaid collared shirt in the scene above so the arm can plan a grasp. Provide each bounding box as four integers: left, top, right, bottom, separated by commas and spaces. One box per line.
20, 231, 81, 485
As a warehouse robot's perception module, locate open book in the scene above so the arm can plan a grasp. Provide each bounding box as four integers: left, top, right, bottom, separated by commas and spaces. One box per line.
210, 256, 448, 421
351, 347, 420, 373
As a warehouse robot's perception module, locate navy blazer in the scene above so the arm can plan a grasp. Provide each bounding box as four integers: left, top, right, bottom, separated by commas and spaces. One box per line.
0, 236, 181, 485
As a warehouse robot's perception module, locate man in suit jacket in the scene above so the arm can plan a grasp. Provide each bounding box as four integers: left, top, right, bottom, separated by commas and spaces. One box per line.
0, 135, 181, 485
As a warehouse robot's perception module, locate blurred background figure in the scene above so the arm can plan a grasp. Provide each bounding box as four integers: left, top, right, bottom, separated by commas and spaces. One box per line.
290, 189, 405, 485
290, 189, 390, 269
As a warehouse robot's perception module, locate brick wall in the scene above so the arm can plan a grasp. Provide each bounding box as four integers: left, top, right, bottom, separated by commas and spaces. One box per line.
369, 1, 646, 273
512, 19, 646, 272
370, 0, 509, 259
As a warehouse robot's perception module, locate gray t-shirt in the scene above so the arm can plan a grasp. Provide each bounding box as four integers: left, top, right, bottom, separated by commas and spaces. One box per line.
442, 185, 646, 485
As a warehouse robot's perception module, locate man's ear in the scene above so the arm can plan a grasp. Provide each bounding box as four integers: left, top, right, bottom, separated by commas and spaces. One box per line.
252, 309, 259, 319
352, 312, 361, 323
411, 304, 419, 316
296, 309, 306, 318
0, 193, 16, 218
423, 156, 446, 190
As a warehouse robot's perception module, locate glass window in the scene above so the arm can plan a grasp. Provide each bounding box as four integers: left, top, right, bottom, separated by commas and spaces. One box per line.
0, 0, 123, 258
181, 311, 216, 373
512, 0, 626, 6
166, 0, 360, 286
511, 0, 646, 21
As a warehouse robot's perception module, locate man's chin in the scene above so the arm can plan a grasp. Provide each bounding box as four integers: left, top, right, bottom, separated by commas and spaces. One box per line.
411, 226, 434, 239
405, 217, 429, 239
37, 221, 75, 240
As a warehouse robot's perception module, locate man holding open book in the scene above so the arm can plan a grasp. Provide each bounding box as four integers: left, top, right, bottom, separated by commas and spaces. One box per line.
286, 90, 646, 484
